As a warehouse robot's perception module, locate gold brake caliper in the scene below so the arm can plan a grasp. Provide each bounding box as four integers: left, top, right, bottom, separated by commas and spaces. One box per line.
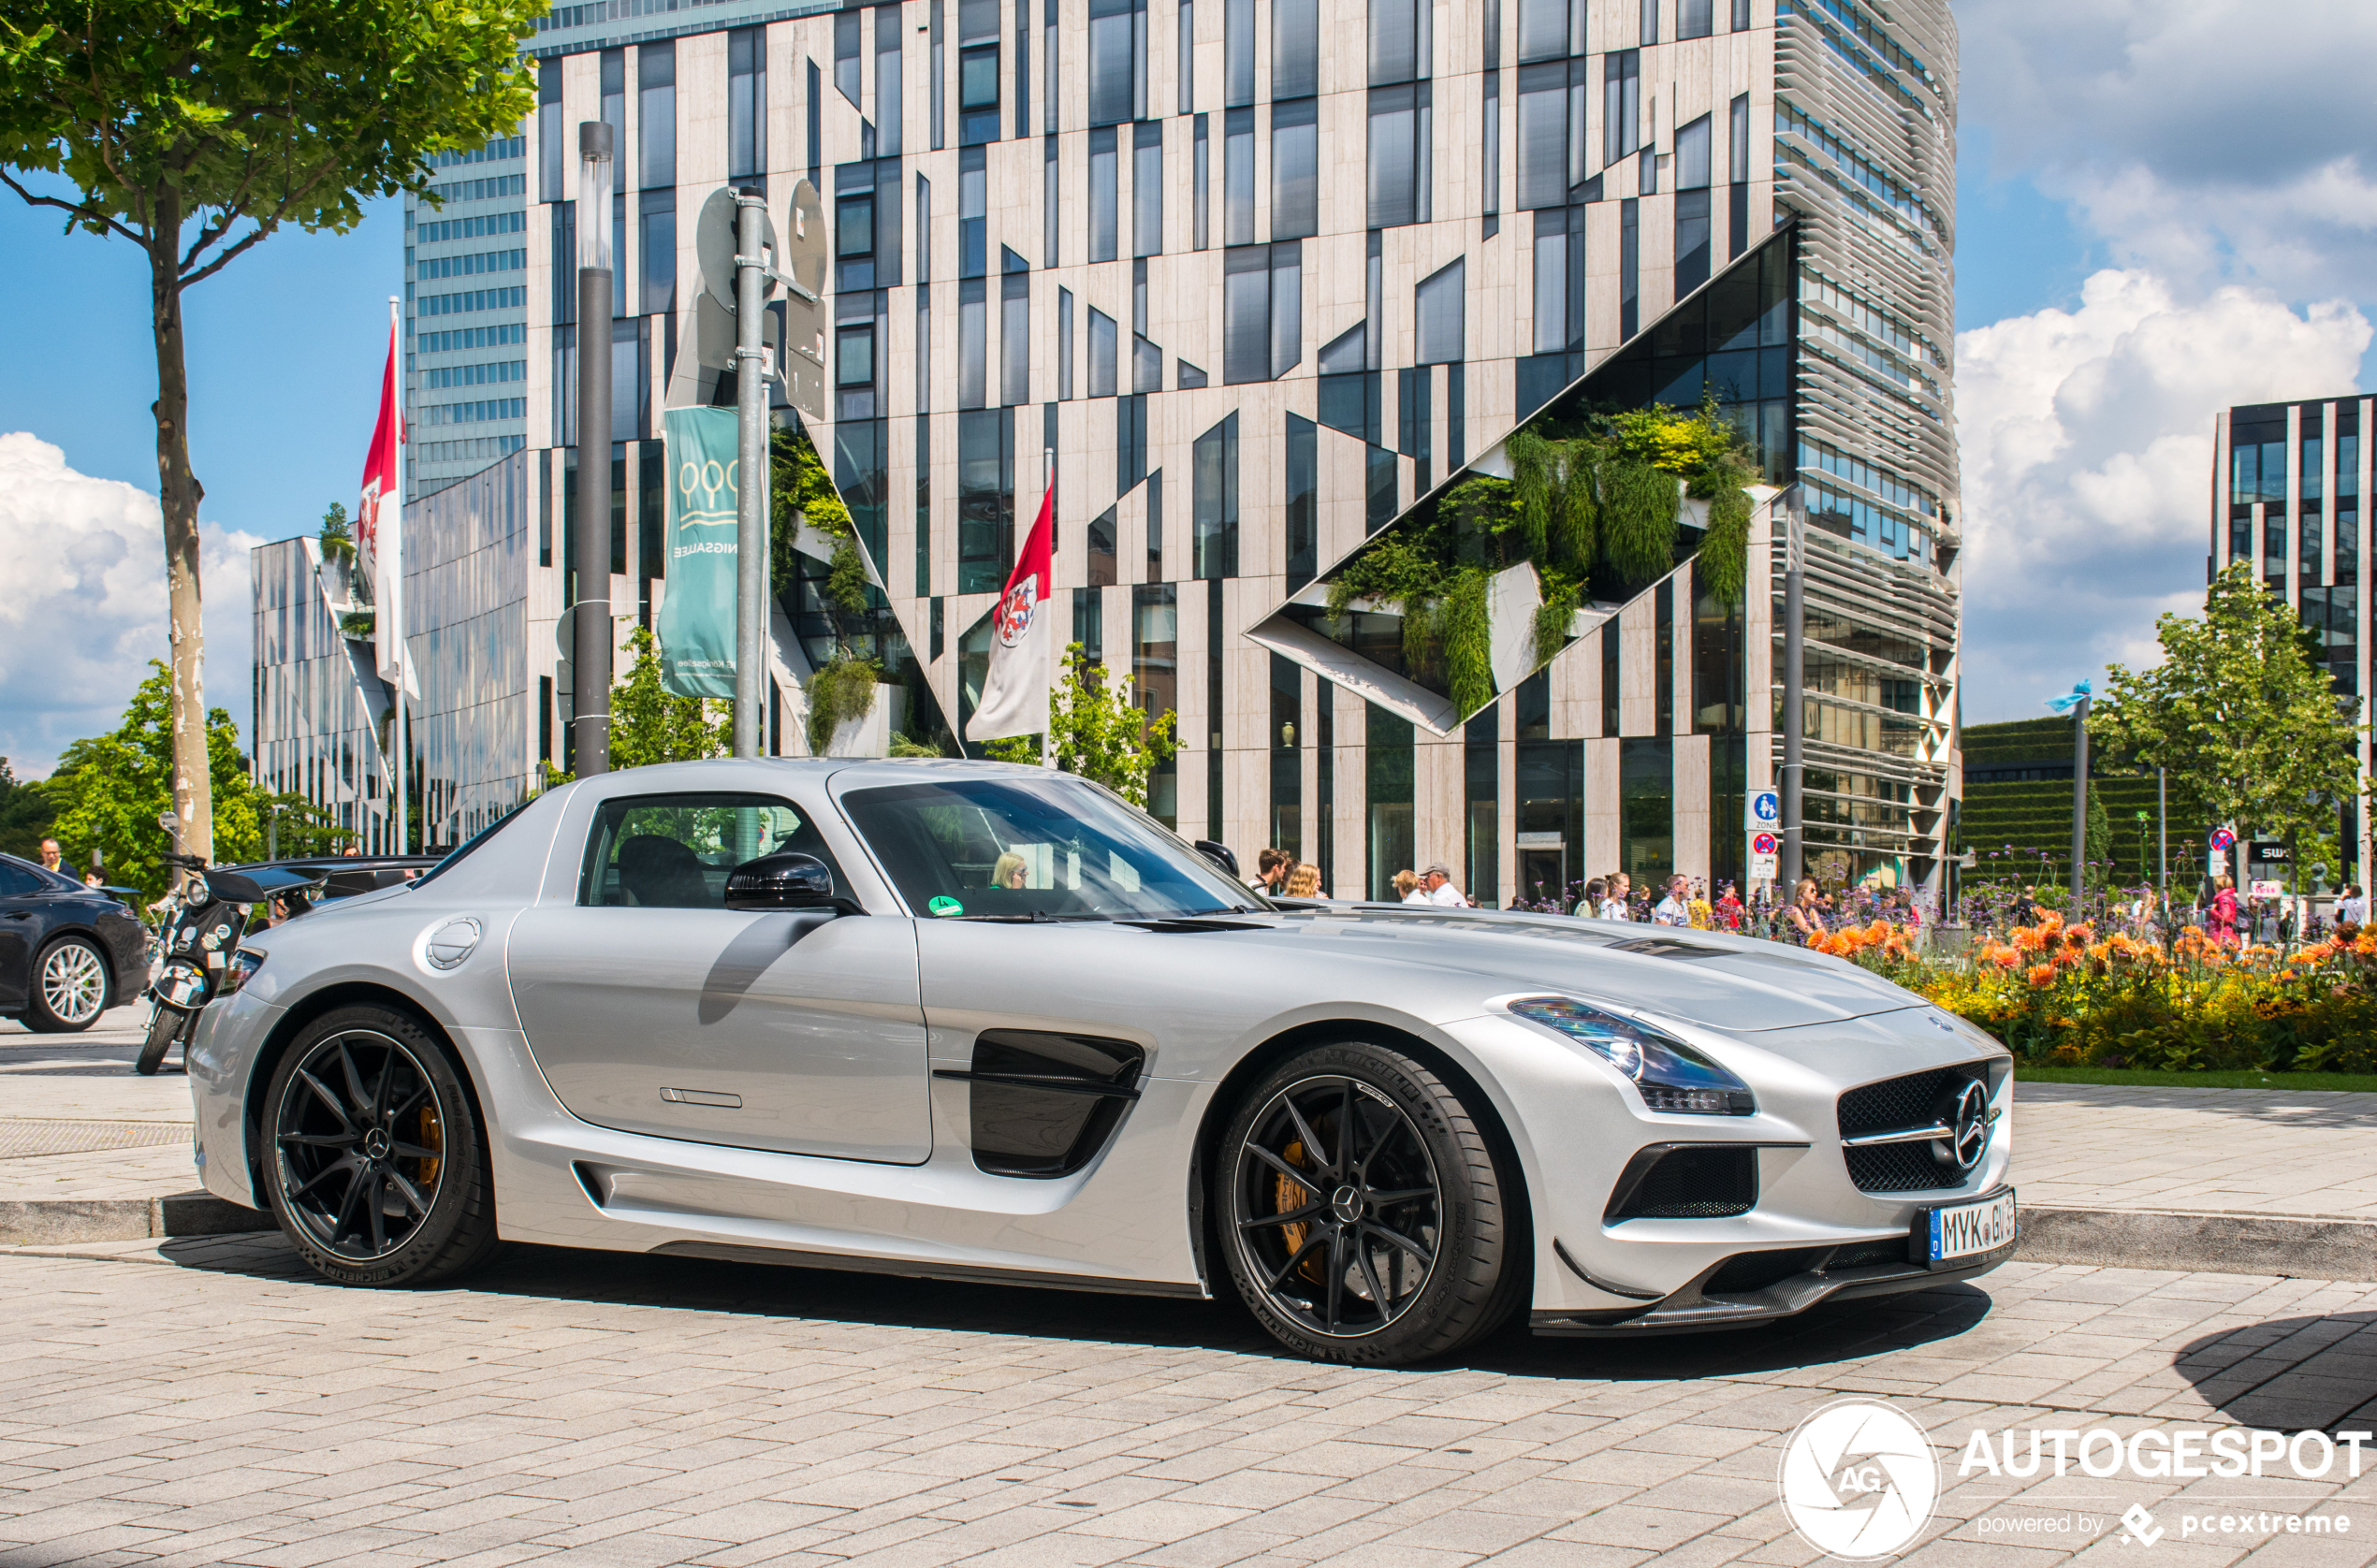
417, 1102, 445, 1190
1276, 1137, 1326, 1285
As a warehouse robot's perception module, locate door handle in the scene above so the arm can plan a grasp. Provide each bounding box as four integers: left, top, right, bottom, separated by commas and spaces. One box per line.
1, 910, 30, 920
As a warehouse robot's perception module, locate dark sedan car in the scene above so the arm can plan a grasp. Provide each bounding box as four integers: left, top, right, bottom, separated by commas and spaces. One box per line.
0, 854, 150, 1032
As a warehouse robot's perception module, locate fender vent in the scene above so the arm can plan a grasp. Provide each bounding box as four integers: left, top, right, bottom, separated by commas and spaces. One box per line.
936, 1030, 1145, 1179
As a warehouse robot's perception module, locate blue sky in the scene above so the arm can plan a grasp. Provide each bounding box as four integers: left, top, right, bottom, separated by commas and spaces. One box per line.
6, 0, 2377, 767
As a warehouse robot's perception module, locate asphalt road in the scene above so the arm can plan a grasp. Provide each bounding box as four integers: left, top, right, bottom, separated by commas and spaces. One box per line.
7, 1235, 2377, 1566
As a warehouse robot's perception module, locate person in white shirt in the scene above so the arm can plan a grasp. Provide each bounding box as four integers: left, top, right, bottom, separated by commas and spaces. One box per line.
1597, 872, 1631, 921
1420, 864, 1468, 907
1652, 874, 1691, 926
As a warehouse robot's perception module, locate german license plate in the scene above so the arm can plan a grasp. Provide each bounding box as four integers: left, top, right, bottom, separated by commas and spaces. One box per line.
1922, 1187, 2016, 1268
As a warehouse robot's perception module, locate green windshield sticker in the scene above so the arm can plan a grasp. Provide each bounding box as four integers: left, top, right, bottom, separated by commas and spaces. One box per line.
928, 895, 964, 917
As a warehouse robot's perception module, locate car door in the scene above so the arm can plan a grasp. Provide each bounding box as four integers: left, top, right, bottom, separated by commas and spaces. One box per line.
0, 859, 44, 1011
506, 788, 932, 1163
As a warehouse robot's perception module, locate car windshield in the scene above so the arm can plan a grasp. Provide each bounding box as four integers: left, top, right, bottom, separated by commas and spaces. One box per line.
842, 777, 1259, 921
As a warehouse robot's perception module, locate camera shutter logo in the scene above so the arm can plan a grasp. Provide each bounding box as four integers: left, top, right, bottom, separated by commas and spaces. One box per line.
1777, 1398, 1939, 1560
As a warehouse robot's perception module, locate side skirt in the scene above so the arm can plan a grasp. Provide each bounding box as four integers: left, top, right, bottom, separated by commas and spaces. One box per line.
651, 1239, 1212, 1299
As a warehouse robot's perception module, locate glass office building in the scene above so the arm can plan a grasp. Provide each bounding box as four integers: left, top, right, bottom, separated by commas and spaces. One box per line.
2212, 397, 2371, 880
313, 0, 1962, 893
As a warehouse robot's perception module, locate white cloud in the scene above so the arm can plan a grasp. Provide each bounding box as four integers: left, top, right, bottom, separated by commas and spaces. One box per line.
1954, 270, 2370, 723
1959, 0, 2377, 296
0, 433, 262, 777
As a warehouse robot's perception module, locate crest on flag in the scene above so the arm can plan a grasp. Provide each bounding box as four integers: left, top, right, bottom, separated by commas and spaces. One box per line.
964, 483, 1057, 742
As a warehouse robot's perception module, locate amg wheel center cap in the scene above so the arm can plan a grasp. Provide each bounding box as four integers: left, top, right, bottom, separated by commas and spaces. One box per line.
362, 1128, 392, 1160
1330, 1186, 1363, 1224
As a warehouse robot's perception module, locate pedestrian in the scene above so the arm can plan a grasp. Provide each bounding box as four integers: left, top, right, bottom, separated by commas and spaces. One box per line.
2341, 884, 2368, 928
1393, 869, 1422, 903
1652, 874, 1690, 926
1420, 864, 1468, 907
1783, 878, 1826, 944
2209, 875, 2239, 946
1574, 876, 1607, 918
1598, 873, 1631, 922
1251, 847, 1289, 895
36, 837, 63, 875
2010, 884, 2038, 927
1283, 863, 1324, 899
1713, 880, 1744, 930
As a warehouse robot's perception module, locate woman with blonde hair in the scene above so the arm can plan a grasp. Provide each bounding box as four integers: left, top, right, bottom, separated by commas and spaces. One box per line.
1783, 878, 1826, 944
1393, 868, 1420, 902
990, 850, 1028, 890
1283, 863, 1324, 899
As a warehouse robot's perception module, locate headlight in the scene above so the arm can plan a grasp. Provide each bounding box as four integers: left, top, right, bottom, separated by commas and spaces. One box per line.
186, 876, 211, 906
219, 949, 265, 996
1505, 995, 1757, 1115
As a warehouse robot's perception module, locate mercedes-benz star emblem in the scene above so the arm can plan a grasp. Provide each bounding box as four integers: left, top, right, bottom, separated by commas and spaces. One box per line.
1932, 1080, 1991, 1172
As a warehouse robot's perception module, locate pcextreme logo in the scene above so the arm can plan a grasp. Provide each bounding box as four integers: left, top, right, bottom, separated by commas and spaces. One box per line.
1777, 1399, 1940, 1561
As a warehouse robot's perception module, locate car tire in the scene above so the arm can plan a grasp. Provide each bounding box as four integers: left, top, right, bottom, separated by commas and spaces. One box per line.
136, 1005, 185, 1074
25, 936, 110, 1033
260, 1005, 504, 1288
1217, 1039, 1524, 1365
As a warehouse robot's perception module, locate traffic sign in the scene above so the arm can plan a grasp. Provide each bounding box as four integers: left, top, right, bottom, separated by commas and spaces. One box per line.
695, 187, 780, 315
1752, 832, 1779, 857
2249, 840, 2291, 864
1748, 790, 1781, 828
2210, 827, 2237, 850
1750, 852, 1779, 880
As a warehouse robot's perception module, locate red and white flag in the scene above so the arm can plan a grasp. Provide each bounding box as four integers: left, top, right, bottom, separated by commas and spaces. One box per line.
965, 482, 1056, 742
357, 318, 403, 685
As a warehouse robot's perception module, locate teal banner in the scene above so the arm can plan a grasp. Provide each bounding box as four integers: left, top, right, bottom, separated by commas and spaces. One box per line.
656, 407, 741, 699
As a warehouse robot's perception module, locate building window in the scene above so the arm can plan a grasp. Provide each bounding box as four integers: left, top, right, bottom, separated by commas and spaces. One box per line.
1674, 111, 1712, 296
728, 28, 766, 181
1177, 0, 1193, 111
1089, 0, 1146, 125
1223, 242, 1301, 384
1043, 134, 1059, 266
1365, 704, 1415, 900
638, 42, 674, 190
1271, 98, 1318, 239
1678, 0, 1709, 37
958, 406, 1014, 591
1224, 108, 1255, 245
2304, 432, 2326, 503
1369, 0, 1428, 85
1531, 206, 1569, 354
1001, 254, 1030, 406
959, 146, 986, 275
1117, 394, 1148, 492
1050, 0, 1062, 131
837, 9, 864, 104
1133, 120, 1164, 255
1728, 92, 1749, 258
1274, 0, 1318, 96
838, 183, 877, 291
1517, 0, 1572, 62
1366, 84, 1431, 228
1088, 305, 1118, 397
1639, 0, 1658, 45
1515, 63, 1568, 210
1285, 412, 1317, 589
1134, 586, 1178, 826
539, 59, 564, 201
639, 187, 675, 313
959, 278, 987, 406
1193, 114, 1210, 250
959, 42, 999, 142
1415, 257, 1463, 364
1193, 412, 1238, 578
1731, 0, 1748, 29
1058, 285, 1075, 399
1225, 0, 1254, 106
1088, 505, 1117, 586
1619, 196, 1639, 339
1014, 0, 1030, 138
1089, 126, 1119, 260
880, 5, 906, 156
1603, 50, 1639, 163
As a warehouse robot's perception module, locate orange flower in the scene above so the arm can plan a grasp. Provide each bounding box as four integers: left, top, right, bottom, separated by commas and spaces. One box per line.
2025, 964, 2056, 988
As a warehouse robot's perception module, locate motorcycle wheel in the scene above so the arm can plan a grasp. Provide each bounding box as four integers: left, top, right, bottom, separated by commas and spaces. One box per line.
136, 1004, 186, 1076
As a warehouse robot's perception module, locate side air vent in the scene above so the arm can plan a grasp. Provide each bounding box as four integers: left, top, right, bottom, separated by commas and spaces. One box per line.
936, 1030, 1145, 1179
1605, 1144, 1758, 1221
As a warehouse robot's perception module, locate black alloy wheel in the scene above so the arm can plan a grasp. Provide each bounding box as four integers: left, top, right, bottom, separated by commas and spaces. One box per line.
262, 1006, 502, 1286
1219, 1041, 1525, 1364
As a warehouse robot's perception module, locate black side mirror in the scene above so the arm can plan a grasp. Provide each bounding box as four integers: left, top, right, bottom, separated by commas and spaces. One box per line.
724, 852, 854, 914
1193, 839, 1240, 879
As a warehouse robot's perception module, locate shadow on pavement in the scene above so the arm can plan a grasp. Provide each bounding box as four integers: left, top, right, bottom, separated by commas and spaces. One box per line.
2173, 1312, 2377, 1430
155, 1227, 1995, 1378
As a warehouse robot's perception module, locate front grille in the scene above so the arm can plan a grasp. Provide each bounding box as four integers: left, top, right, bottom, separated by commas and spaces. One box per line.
1821, 1239, 1913, 1271
1705, 1247, 1828, 1295
1606, 1145, 1757, 1220
1836, 1067, 1986, 1194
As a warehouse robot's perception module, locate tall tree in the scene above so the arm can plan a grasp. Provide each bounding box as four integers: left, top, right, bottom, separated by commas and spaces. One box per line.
0, 0, 543, 863
2093, 562, 2366, 856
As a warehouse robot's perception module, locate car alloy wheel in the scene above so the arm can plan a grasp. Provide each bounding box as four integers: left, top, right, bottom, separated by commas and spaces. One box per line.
32, 939, 108, 1030
272, 1029, 450, 1261
1231, 1074, 1444, 1339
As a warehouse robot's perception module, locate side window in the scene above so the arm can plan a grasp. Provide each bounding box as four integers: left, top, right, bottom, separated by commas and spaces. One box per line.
576, 792, 853, 908
0, 861, 37, 897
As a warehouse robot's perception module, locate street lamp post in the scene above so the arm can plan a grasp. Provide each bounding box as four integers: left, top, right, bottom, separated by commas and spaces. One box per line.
572, 122, 616, 778
733, 193, 769, 759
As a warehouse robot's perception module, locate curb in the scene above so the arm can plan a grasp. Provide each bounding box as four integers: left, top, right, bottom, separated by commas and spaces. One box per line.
0, 1192, 271, 1246
2017, 1205, 2377, 1282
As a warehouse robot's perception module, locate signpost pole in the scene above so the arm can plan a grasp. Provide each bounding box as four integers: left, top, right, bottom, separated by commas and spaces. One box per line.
2069, 693, 2090, 921
1779, 489, 1806, 895
733, 193, 769, 760
573, 122, 616, 779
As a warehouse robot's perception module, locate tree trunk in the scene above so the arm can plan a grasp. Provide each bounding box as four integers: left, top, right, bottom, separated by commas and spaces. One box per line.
150, 187, 211, 867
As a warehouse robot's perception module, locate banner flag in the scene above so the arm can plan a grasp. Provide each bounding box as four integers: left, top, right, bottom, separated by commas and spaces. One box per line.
655, 407, 742, 699
964, 481, 1056, 742
357, 321, 402, 685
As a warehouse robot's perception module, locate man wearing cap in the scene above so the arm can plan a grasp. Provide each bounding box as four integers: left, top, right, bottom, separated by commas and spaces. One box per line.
1420, 864, 1468, 907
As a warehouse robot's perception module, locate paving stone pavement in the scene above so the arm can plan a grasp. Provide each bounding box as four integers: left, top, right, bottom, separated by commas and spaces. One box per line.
8, 1234, 2377, 1566
2015, 1085, 2377, 1220
0, 1011, 202, 1207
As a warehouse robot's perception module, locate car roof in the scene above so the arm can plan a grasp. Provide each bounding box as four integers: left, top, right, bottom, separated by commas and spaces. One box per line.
564, 755, 1064, 797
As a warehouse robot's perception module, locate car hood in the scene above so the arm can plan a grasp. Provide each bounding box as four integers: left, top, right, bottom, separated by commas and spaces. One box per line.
1258, 904, 1925, 1031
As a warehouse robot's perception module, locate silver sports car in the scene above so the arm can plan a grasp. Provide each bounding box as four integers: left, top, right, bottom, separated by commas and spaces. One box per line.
190, 758, 2014, 1364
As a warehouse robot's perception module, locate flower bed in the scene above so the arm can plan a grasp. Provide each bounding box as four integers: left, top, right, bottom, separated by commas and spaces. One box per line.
1812, 915, 2377, 1073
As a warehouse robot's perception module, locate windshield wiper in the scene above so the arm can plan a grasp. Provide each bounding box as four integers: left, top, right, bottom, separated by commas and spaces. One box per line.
951, 909, 1112, 923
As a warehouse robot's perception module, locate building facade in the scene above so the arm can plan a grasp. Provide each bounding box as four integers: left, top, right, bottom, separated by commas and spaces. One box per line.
286, 0, 1961, 893
2211, 396, 2372, 881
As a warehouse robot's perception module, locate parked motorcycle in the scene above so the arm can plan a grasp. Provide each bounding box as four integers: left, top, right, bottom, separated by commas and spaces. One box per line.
137, 857, 327, 1076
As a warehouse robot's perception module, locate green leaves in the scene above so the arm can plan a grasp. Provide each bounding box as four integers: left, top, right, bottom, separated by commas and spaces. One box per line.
1597, 459, 1680, 588
2093, 562, 2366, 869
611, 626, 731, 770
984, 645, 1182, 808
804, 654, 881, 756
